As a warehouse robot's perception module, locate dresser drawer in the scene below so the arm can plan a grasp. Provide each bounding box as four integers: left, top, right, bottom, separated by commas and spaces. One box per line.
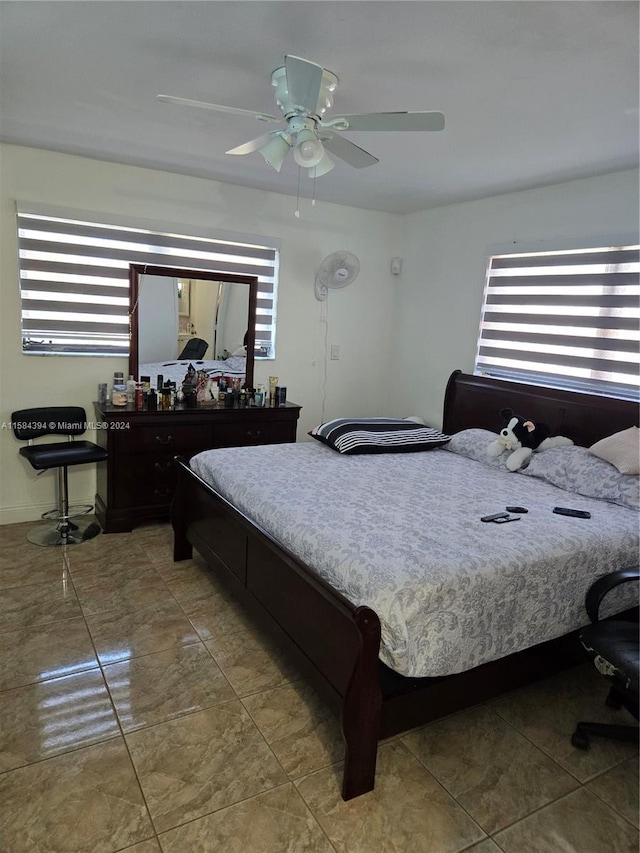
112, 455, 178, 506
214, 420, 295, 447
94, 401, 301, 532
114, 424, 212, 453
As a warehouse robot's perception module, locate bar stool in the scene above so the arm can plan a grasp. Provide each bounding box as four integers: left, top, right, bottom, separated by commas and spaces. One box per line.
12, 406, 108, 546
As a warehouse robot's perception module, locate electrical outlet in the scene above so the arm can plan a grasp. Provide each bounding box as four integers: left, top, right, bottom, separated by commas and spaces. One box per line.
330, 344, 340, 360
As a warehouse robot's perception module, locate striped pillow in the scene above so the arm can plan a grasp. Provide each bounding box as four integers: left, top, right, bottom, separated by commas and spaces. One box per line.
309, 418, 451, 455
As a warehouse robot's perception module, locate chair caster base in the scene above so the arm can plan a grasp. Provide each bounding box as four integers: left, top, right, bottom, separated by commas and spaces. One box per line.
27, 519, 102, 546
571, 728, 589, 750
571, 720, 639, 750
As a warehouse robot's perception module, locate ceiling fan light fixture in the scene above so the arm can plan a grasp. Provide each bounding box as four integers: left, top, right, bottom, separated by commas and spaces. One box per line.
309, 150, 335, 178
259, 133, 292, 172
293, 128, 324, 168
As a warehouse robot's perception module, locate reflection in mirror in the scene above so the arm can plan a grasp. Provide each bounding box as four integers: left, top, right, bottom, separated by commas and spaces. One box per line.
129, 265, 256, 391
212, 281, 250, 359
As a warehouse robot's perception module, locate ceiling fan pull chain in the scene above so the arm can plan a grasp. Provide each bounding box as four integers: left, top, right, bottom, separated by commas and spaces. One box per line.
295, 166, 302, 218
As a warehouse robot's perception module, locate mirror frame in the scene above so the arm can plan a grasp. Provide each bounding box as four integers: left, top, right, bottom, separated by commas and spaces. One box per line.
129, 264, 258, 390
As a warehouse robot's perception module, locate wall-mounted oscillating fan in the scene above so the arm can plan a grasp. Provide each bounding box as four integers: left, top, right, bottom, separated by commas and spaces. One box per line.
314, 252, 360, 301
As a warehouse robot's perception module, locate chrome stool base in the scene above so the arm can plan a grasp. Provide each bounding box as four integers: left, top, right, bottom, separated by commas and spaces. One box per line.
41, 504, 93, 522
27, 518, 102, 547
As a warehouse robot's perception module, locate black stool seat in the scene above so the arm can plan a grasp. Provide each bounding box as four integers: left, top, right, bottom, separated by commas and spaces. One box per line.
12, 405, 108, 546
20, 441, 107, 470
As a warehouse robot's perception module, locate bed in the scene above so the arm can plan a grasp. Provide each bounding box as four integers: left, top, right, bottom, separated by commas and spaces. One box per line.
171, 370, 639, 799
138, 355, 246, 390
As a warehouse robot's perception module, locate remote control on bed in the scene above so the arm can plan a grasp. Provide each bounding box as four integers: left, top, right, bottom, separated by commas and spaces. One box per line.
553, 507, 591, 519
481, 512, 510, 522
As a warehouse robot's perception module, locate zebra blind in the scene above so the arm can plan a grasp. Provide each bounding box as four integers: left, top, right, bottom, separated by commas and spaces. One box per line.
475, 244, 640, 401
16, 207, 278, 357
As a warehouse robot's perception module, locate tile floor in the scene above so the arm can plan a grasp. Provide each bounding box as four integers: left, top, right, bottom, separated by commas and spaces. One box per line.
0, 518, 637, 853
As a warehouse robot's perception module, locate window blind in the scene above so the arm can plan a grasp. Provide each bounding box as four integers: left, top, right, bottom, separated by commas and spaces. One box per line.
475, 244, 640, 401
16, 207, 278, 357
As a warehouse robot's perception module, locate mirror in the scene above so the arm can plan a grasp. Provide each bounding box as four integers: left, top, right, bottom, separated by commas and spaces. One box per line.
129, 264, 257, 391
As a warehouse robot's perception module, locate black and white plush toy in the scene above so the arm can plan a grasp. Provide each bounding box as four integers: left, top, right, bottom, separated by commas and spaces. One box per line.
488, 408, 573, 471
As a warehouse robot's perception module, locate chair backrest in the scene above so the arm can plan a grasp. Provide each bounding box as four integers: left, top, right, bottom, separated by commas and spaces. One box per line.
11, 407, 88, 441
178, 338, 209, 360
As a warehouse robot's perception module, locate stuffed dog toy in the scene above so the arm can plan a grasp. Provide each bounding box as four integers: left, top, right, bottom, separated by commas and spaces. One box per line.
488, 408, 573, 471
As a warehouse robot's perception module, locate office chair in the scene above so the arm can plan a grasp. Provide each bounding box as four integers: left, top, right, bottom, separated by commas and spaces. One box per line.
12, 406, 108, 546
571, 568, 639, 749
178, 338, 208, 360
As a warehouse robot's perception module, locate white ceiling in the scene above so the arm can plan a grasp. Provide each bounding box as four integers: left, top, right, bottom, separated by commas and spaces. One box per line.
0, 1, 637, 214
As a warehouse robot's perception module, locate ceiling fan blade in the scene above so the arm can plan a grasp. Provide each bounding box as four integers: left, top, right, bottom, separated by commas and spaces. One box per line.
320, 134, 379, 169
226, 131, 283, 156
157, 94, 280, 123
284, 55, 324, 113
326, 111, 445, 132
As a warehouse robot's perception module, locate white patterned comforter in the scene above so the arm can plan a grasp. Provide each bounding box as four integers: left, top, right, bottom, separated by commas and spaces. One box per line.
189, 442, 639, 678
139, 356, 246, 389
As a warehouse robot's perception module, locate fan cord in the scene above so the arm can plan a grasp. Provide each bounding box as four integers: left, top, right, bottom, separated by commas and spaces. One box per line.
319, 297, 329, 423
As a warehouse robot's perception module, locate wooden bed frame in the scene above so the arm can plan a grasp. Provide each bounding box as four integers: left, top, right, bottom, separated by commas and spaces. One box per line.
171, 370, 639, 800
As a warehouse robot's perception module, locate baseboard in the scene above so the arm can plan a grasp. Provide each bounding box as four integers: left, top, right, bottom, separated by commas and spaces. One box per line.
0, 497, 96, 526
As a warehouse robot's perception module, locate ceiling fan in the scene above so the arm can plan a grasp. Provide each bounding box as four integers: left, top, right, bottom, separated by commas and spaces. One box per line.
157, 55, 445, 178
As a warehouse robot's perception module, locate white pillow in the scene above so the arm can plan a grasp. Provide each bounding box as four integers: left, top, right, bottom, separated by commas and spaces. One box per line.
589, 426, 639, 475
522, 445, 639, 511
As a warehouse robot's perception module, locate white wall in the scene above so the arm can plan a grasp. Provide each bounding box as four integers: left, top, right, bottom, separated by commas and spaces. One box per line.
0, 145, 400, 523
392, 169, 640, 428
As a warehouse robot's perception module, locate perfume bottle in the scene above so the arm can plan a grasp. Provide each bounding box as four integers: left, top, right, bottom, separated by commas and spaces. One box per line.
126, 375, 136, 404
269, 376, 278, 407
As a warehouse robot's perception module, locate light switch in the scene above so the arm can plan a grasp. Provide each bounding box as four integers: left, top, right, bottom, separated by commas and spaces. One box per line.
330, 344, 340, 360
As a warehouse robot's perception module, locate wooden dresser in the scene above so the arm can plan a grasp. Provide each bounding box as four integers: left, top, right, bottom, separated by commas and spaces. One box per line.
94, 402, 301, 532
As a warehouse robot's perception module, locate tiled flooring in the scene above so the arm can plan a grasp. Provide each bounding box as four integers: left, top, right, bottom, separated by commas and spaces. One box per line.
0, 518, 637, 853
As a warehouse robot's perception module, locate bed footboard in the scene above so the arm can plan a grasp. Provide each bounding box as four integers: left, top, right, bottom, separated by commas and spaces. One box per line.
171, 457, 383, 799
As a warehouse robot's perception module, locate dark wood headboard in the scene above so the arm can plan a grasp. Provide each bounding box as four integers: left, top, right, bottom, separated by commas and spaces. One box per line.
443, 371, 639, 448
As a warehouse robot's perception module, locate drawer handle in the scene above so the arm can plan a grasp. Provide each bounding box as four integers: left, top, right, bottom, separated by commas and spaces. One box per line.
154, 460, 173, 471
155, 434, 173, 445
153, 486, 171, 498
246, 429, 262, 439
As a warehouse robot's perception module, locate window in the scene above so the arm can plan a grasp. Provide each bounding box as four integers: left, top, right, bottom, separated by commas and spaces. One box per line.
16, 204, 279, 358
475, 243, 640, 401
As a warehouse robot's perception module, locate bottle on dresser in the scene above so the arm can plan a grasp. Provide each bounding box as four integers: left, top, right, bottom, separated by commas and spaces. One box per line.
126, 375, 136, 404
112, 372, 127, 406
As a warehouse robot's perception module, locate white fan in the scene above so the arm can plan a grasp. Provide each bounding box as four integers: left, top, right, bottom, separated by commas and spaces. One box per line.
158, 55, 444, 178
314, 252, 360, 301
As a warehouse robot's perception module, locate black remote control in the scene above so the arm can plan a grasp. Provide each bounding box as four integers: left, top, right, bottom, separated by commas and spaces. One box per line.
506, 506, 528, 514
553, 507, 591, 519
481, 512, 510, 522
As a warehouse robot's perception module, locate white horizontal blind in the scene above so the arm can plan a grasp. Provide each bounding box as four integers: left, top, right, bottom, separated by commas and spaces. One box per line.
16, 208, 278, 357
475, 244, 640, 400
